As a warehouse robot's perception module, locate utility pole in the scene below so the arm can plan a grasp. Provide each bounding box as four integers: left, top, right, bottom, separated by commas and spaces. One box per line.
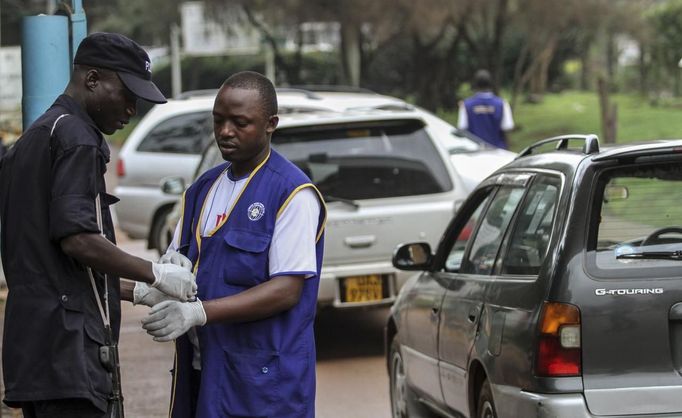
21, 0, 87, 129
171, 24, 182, 98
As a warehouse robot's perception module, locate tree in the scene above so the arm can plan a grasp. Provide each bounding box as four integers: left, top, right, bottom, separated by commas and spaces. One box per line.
648, 0, 682, 96
88, 0, 184, 45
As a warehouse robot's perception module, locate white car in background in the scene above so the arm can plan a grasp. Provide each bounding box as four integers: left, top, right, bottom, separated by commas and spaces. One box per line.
114, 88, 415, 252
115, 89, 513, 254
152, 94, 515, 308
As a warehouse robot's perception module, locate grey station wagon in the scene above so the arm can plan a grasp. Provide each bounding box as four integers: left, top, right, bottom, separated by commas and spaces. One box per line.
386, 135, 682, 418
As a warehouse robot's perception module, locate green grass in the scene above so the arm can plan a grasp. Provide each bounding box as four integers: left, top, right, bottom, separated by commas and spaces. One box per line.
439, 90, 682, 152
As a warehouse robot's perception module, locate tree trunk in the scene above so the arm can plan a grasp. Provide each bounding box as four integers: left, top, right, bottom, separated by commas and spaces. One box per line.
638, 40, 647, 96
340, 22, 362, 87
579, 37, 592, 91
490, 0, 509, 91
605, 30, 616, 89
511, 43, 530, 109
519, 35, 557, 102
598, 76, 617, 144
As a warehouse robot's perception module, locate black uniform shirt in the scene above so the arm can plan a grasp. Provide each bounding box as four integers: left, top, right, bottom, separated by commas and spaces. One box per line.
0, 95, 121, 411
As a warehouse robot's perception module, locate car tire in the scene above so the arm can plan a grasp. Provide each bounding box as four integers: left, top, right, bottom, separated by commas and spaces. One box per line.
477, 379, 497, 418
389, 336, 434, 418
150, 206, 173, 256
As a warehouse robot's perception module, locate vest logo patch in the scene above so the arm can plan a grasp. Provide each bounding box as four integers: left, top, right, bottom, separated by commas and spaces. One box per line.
247, 202, 265, 221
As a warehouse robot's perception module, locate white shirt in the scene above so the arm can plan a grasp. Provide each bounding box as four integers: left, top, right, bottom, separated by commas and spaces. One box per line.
169, 167, 322, 279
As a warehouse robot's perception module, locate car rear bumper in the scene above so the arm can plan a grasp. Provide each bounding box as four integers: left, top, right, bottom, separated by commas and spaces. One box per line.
317, 262, 412, 308
114, 185, 179, 239
495, 385, 682, 418
496, 388, 591, 418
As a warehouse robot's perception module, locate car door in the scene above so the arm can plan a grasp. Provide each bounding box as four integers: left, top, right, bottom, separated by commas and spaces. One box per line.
436, 178, 528, 415
581, 160, 682, 415
398, 271, 448, 405
396, 186, 495, 406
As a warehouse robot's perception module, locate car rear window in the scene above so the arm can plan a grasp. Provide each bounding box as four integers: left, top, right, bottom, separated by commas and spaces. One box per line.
137, 111, 212, 154
586, 162, 682, 278
271, 119, 453, 200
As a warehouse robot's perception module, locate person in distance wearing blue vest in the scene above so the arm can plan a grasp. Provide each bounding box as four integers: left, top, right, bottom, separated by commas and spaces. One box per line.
457, 69, 515, 149
139, 71, 326, 418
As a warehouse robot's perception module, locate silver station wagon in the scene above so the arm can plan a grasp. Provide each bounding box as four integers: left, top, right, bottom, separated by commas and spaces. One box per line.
387, 135, 682, 417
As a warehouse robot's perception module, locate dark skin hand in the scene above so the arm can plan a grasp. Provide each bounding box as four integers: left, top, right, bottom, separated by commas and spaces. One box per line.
61, 233, 155, 302
202, 275, 304, 324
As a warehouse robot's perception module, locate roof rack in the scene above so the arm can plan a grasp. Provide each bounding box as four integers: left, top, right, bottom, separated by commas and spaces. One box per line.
174, 89, 218, 100
516, 134, 600, 159
275, 88, 322, 100
176, 88, 324, 101
288, 84, 376, 94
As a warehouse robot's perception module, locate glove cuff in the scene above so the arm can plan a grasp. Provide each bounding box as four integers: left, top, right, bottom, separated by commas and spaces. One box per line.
132, 282, 150, 305
150, 262, 163, 288
190, 299, 207, 326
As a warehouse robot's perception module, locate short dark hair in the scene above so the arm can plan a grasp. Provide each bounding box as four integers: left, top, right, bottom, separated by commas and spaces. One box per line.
474, 69, 492, 90
222, 71, 278, 117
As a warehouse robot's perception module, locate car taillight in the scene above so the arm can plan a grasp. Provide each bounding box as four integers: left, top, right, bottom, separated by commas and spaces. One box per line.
117, 158, 125, 177
535, 302, 581, 377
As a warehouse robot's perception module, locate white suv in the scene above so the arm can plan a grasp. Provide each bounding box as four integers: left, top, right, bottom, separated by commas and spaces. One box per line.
114, 89, 416, 251
155, 93, 515, 307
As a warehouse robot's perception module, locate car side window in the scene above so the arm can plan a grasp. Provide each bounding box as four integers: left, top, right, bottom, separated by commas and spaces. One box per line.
459, 186, 525, 275
444, 193, 491, 272
500, 176, 561, 276
137, 111, 212, 154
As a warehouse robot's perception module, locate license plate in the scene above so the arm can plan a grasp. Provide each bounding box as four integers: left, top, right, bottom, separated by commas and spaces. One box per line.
343, 275, 383, 303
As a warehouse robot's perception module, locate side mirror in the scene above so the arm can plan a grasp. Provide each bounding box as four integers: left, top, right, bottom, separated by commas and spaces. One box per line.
392, 242, 433, 271
161, 177, 186, 195
604, 185, 628, 202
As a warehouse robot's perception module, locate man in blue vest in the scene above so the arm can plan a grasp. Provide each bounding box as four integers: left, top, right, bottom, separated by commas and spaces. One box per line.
458, 69, 515, 149
140, 71, 326, 418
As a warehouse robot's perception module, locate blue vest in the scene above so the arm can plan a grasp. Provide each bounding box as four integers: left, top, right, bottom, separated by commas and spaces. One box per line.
170, 149, 326, 418
464, 92, 507, 149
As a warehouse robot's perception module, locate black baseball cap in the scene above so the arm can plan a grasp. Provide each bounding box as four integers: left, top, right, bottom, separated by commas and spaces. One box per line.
74, 32, 167, 104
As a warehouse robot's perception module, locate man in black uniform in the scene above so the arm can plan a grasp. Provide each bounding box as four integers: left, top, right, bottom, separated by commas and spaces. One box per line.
0, 32, 197, 418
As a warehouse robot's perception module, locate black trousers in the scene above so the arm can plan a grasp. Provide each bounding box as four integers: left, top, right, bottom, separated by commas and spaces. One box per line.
21, 398, 107, 418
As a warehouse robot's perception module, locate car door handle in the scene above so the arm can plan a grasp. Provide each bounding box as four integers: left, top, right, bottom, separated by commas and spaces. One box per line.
344, 235, 376, 248
670, 302, 682, 321
468, 307, 480, 322
431, 299, 441, 317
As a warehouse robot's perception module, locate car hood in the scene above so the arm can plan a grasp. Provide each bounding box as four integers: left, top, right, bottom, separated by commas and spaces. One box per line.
450, 148, 516, 191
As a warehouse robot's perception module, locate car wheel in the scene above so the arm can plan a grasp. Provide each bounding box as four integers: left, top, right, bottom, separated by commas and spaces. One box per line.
150, 206, 173, 256
477, 379, 497, 418
389, 336, 434, 418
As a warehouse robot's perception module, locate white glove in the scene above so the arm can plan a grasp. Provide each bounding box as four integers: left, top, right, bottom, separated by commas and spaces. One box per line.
141, 300, 207, 342
133, 282, 178, 307
159, 250, 193, 271
150, 262, 197, 302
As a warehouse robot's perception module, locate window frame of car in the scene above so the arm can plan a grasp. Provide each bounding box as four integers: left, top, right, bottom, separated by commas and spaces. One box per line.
136, 110, 213, 155
433, 170, 564, 278
584, 159, 682, 279
271, 118, 455, 200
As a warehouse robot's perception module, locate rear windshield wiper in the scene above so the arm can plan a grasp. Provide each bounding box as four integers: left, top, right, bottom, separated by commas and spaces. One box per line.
617, 251, 682, 260
323, 195, 359, 209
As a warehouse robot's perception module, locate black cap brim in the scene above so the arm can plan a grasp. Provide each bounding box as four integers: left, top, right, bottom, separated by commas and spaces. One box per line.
118, 72, 167, 104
